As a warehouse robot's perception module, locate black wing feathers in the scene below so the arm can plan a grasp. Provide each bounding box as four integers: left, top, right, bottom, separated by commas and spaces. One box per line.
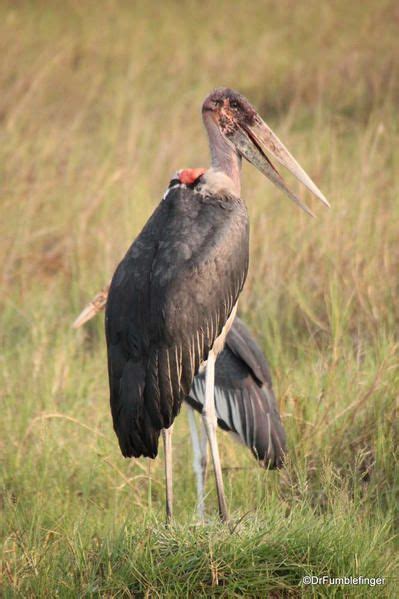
187, 318, 286, 468
225, 317, 272, 386
106, 185, 249, 458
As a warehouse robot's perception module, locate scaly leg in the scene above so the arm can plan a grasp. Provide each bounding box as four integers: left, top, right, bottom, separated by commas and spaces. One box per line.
162, 426, 173, 524
187, 405, 209, 520
201, 350, 228, 522
199, 417, 209, 501
200, 419, 209, 488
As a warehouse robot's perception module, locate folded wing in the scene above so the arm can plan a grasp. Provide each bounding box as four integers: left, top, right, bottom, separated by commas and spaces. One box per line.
106, 185, 249, 458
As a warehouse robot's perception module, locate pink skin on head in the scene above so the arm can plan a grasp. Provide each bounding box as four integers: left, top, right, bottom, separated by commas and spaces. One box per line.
178, 168, 206, 185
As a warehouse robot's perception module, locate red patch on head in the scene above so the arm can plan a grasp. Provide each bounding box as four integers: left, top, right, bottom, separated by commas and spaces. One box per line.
178, 168, 206, 185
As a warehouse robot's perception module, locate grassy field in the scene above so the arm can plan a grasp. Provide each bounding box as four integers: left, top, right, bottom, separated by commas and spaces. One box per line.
1, 0, 398, 596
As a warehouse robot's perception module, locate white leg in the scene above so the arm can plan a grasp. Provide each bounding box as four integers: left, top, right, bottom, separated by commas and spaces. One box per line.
187, 405, 208, 520
199, 417, 209, 493
201, 350, 229, 522
162, 426, 173, 524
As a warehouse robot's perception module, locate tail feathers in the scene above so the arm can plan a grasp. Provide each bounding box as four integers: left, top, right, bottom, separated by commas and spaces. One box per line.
114, 360, 160, 458
114, 345, 190, 459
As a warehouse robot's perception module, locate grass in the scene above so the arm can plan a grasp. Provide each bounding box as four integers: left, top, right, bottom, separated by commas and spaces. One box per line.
1, 0, 398, 596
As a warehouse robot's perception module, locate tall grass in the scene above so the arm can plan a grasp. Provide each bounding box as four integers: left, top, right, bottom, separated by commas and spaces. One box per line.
1, 0, 398, 596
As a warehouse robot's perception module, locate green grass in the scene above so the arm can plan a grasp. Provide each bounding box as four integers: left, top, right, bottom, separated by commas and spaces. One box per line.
1, 0, 398, 596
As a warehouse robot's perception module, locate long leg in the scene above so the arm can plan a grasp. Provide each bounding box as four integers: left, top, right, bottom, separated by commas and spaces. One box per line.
200, 417, 209, 496
162, 426, 173, 524
187, 405, 208, 520
201, 350, 229, 522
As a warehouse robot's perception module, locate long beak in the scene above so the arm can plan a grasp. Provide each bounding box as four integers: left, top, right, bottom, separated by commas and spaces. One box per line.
72, 285, 109, 329
228, 115, 329, 216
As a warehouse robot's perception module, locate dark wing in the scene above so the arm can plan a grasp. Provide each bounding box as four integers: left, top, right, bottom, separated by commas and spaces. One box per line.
106, 185, 249, 458
224, 316, 272, 386
187, 317, 286, 468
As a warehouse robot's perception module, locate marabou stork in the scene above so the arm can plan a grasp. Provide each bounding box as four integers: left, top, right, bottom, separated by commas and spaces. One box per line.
73, 279, 286, 518
103, 88, 328, 522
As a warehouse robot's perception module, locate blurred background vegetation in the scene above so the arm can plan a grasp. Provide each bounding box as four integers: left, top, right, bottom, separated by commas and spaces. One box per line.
1, 0, 398, 596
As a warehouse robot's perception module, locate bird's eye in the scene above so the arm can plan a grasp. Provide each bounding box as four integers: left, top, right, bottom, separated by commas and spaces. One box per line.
230, 101, 240, 110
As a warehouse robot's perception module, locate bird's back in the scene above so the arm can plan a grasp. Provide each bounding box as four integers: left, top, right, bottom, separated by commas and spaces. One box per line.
106, 182, 249, 458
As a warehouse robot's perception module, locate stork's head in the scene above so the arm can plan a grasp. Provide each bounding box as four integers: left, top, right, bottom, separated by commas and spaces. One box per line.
202, 88, 329, 215
202, 88, 258, 135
